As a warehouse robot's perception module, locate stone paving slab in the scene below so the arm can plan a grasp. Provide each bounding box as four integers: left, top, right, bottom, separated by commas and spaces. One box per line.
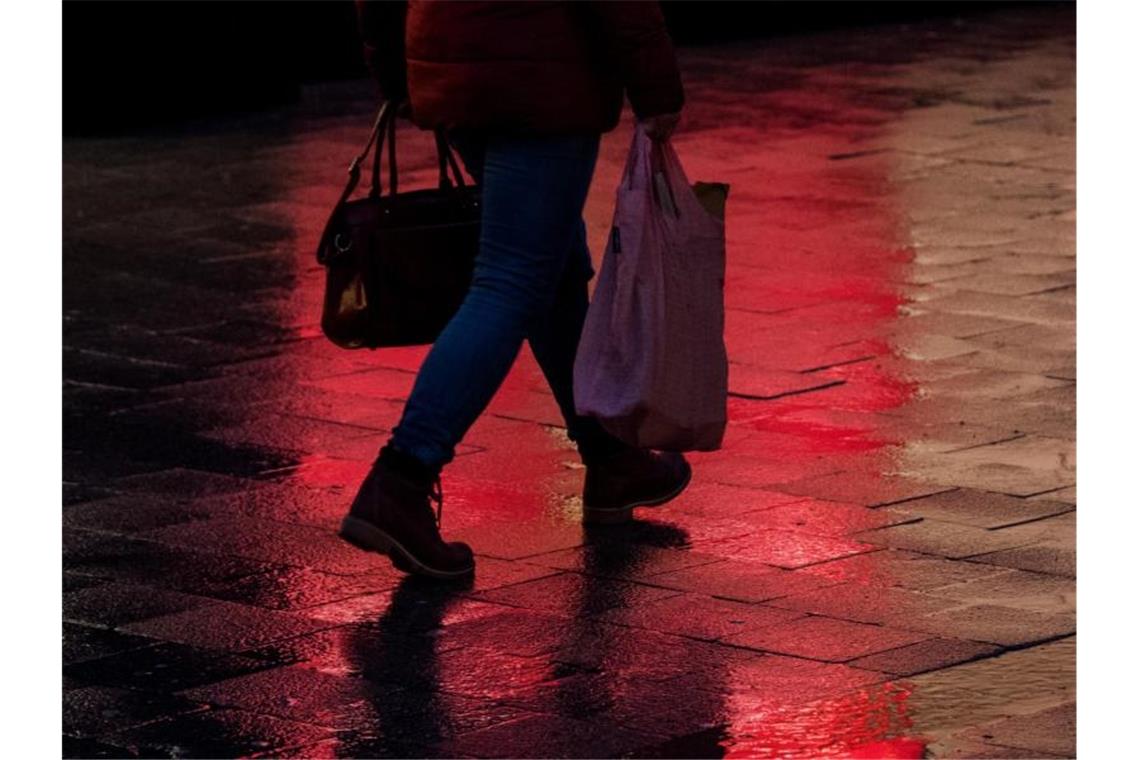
799, 549, 1009, 591
902, 604, 1074, 648
969, 542, 1077, 578
960, 702, 1076, 758
62, 624, 158, 667
62, 5, 1075, 758
908, 637, 1076, 753
853, 519, 1047, 559
723, 615, 934, 662
595, 592, 806, 643
848, 638, 1002, 678
106, 708, 338, 760
63, 686, 206, 740
766, 582, 964, 626
64, 582, 220, 629
645, 559, 839, 603
118, 601, 337, 652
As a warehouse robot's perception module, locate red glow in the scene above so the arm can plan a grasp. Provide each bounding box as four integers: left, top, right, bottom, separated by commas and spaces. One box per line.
261, 71, 930, 754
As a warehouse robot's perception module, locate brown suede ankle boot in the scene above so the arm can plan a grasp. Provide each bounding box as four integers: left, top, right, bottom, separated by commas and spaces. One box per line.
339, 455, 474, 580
582, 449, 692, 524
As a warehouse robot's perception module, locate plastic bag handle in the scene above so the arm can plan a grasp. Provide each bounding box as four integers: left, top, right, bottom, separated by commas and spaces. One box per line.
623, 128, 647, 191
621, 126, 681, 218
649, 140, 680, 218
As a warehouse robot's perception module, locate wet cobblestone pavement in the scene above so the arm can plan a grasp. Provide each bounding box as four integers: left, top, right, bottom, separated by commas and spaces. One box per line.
63, 6, 1075, 758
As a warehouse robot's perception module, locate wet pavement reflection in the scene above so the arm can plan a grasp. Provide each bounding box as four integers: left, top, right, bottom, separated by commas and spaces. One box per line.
63, 5, 1074, 758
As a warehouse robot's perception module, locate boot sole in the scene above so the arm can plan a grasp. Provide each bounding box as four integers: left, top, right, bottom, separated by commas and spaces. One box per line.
582, 460, 693, 525
338, 516, 475, 580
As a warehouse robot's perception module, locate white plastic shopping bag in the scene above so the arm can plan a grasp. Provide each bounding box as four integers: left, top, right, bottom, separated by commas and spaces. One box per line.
573, 126, 728, 451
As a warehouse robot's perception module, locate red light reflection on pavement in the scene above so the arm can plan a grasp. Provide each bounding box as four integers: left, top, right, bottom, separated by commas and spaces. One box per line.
268, 57, 931, 756
721, 682, 920, 759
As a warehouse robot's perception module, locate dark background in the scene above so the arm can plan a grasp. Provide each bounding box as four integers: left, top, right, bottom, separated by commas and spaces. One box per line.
64, 0, 1049, 135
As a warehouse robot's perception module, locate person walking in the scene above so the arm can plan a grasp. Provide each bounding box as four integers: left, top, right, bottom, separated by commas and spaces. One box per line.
340, 0, 691, 579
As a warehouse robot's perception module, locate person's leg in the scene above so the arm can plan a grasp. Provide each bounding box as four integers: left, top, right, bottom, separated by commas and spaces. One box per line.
525, 220, 629, 465
521, 187, 693, 526
386, 132, 602, 473
525, 216, 692, 525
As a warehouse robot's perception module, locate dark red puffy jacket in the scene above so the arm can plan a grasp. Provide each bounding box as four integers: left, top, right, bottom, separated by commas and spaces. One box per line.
356, 0, 684, 133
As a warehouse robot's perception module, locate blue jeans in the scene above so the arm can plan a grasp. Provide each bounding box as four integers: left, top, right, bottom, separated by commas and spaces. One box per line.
388, 131, 626, 472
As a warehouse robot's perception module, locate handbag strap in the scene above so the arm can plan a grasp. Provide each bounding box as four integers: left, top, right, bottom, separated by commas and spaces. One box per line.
346, 100, 469, 202
368, 104, 469, 196
333, 100, 392, 210
370, 108, 398, 198
434, 132, 467, 189
315, 102, 387, 264
316, 102, 473, 265
319, 101, 471, 258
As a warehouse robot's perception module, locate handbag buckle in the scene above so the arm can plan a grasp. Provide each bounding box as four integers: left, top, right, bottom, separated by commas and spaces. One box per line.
334, 233, 353, 253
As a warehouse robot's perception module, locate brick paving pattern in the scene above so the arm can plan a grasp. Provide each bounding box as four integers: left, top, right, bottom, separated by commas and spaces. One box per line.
63, 6, 1075, 758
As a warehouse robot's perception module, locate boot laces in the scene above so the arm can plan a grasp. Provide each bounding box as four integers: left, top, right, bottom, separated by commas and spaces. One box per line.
428, 476, 444, 528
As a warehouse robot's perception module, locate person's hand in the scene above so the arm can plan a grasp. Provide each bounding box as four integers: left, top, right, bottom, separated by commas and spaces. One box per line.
639, 111, 681, 141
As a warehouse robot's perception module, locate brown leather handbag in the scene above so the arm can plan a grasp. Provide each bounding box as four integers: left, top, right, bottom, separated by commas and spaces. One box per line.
316, 101, 481, 349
